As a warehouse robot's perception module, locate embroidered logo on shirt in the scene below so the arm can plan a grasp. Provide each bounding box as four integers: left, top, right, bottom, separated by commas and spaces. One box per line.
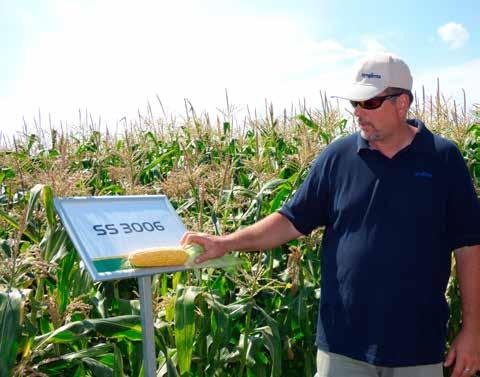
414, 171, 433, 178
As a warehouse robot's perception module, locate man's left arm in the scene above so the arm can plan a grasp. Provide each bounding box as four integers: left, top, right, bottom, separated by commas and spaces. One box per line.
445, 245, 480, 377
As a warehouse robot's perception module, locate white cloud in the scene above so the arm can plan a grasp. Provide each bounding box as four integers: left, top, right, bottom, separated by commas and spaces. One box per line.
437, 22, 469, 49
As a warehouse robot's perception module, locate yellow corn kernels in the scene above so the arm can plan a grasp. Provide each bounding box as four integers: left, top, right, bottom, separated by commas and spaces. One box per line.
128, 246, 189, 267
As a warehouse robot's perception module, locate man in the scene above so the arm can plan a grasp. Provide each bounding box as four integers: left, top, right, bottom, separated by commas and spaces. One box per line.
181, 54, 480, 377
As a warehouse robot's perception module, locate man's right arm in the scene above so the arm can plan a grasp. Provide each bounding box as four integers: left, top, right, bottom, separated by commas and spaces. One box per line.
181, 212, 303, 264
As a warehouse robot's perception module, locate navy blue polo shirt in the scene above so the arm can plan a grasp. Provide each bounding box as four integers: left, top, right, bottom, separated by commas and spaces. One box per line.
279, 119, 480, 367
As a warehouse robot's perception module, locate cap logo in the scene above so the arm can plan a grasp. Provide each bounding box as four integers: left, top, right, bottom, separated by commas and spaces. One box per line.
361, 72, 381, 79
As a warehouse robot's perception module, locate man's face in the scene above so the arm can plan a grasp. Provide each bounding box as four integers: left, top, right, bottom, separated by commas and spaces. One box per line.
353, 92, 403, 142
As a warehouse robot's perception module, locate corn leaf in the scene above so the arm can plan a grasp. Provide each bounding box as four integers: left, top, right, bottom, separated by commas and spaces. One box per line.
42, 184, 56, 229
253, 326, 281, 377
73, 365, 85, 377
0, 289, 23, 377
0, 208, 39, 243
175, 285, 203, 375
37, 344, 112, 373
112, 343, 125, 377
26, 183, 44, 224
156, 329, 179, 377
40, 225, 68, 263
82, 357, 113, 376
35, 315, 142, 350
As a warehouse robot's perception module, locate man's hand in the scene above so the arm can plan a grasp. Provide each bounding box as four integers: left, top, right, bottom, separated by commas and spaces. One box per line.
181, 232, 228, 264
450, 245, 480, 376
444, 328, 480, 377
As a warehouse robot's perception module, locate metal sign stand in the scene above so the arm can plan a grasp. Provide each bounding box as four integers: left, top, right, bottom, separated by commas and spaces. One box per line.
138, 276, 157, 377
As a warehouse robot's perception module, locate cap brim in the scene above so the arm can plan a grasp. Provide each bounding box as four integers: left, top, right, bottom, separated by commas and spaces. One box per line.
332, 83, 386, 102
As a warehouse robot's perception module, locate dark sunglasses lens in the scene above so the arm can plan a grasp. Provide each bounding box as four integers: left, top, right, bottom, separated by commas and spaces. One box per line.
362, 98, 383, 109
350, 97, 384, 110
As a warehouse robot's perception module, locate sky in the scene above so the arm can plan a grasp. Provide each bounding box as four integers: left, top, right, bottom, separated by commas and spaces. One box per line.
1, 0, 479, 141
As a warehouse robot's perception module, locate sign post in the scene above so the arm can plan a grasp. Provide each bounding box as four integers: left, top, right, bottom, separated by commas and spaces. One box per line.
138, 276, 156, 377
54, 195, 188, 377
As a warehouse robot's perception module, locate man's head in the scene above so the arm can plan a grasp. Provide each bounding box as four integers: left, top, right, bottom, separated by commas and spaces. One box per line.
337, 53, 414, 142
342, 53, 413, 103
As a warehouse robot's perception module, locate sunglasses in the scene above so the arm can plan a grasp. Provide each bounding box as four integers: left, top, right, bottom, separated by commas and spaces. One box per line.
350, 93, 402, 110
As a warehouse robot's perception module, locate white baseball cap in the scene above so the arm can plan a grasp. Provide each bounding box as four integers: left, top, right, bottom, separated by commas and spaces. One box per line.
336, 53, 413, 101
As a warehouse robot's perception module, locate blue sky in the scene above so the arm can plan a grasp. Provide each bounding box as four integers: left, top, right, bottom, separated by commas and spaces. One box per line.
1, 0, 479, 139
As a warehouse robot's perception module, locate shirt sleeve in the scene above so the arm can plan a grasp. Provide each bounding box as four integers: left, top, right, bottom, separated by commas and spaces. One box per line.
278, 152, 331, 235
446, 146, 480, 250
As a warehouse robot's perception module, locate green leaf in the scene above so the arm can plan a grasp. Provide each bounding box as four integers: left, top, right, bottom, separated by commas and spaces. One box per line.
0, 289, 23, 377
296, 115, 331, 144
296, 115, 318, 131
1, 167, 15, 180
142, 149, 175, 174
248, 363, 267, 377
0, 209, 19, 231
0, 208, 39, 243
0, 240, 11, 258
223, 122, 231, 135
126, 340, 143, 377
56, 250, 77, 314
112, 343, 125, 377
37, 344, 113, 373
253, 326, 281, 377
145, 131, 160, 149
73, 365, 86, 377
269, 186, 291, 212
82, 357, 113, 377
175, 285, 203, 375
40, 225, 68, 262
155, 330, 179, 377
26, 183, 45, 224
61, 343, 112, 361
26, 134, 37, 154
35, 315, 142, 350
42, 184, 56, 229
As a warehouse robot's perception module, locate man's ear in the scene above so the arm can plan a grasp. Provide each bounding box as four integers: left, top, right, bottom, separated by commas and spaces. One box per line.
396, 93, 410, 119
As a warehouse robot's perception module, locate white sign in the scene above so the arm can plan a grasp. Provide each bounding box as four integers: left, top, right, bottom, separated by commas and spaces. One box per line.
54, 195, 187, 281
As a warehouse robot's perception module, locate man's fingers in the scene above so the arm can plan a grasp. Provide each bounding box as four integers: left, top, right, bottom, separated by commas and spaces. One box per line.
462, 366, 475, 376
451, 364, 462, 377
451, 359, 468, 377
180, 232, 213, 263
180, 231, 191, 245
180, 231, 226, 264
445, 347, 457, 367
180, 231, 199, 245
181, 232, 204, 246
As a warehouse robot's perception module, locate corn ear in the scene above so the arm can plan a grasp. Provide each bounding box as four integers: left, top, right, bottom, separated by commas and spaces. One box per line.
128, 243, 241, 270
128, 246, 190, 267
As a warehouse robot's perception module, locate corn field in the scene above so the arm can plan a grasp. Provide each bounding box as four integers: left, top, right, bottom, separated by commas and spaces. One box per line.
0, 95, 479, 376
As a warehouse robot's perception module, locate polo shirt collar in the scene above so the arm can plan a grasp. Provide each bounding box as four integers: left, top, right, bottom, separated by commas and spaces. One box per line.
356, 119, 435, 154
356, 133, 371, 152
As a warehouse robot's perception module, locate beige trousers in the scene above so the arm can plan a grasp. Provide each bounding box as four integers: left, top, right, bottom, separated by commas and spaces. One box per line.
315, 349, 444, 377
